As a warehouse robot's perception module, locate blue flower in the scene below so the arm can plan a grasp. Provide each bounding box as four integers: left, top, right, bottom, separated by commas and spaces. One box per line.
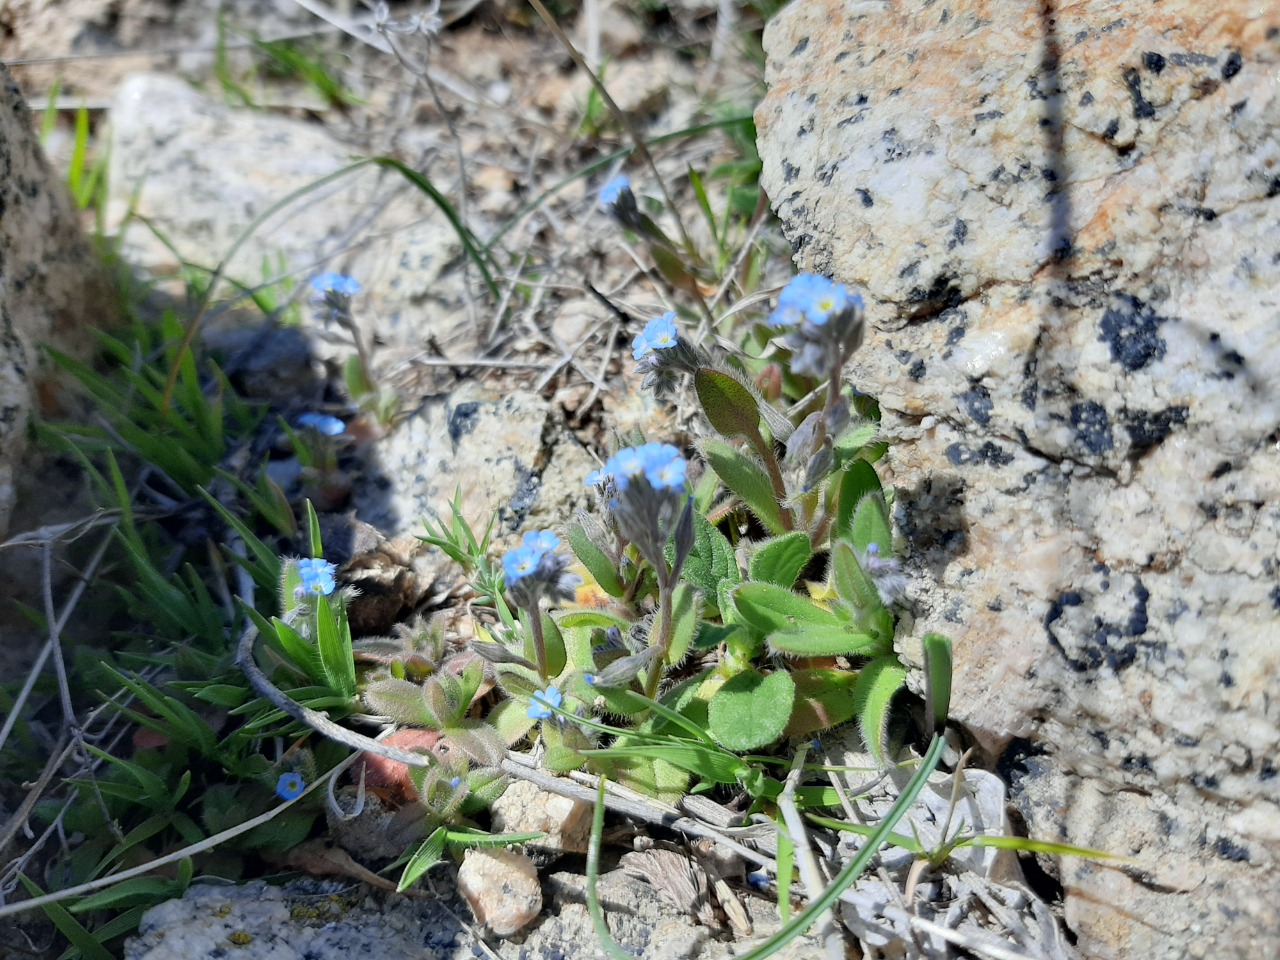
297, 557, 337, 596
449, 776, 463, 789
631, 312, 680, 360
310, 272, 362, 297
527, 686, 562, 720
583, 673, 597, 686
276, 772, 305, 800
598, 175, 631, 209
768, 273, 855, 326
503, 545, 543, 584
585, 469, 607, 488
297, 412, 346, 436
522, 530, 560, 553
644, 448, 687, 490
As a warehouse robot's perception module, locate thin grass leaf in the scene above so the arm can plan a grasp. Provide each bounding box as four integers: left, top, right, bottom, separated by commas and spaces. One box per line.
397, 826, 447, 892
18, 876, 115, 960
775, 825, 794, 923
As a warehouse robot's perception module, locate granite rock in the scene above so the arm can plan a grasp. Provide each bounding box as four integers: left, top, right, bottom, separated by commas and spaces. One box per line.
456, 847, 542, 937
756, 2, 1280, 958
105, 73, 463, 359
0, 64, 115, 534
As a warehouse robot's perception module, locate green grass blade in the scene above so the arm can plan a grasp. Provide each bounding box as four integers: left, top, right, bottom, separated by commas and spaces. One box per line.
369, 157, 499, 299
18, 876, 115, 960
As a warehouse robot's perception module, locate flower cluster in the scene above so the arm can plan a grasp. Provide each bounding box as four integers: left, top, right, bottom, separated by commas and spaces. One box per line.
502, 530, 579, 607
311, 272, 362, 327
767, 273, 866, 380
297, 557, 337, 596
588, 444, 692, 575
630, 312, 707, 399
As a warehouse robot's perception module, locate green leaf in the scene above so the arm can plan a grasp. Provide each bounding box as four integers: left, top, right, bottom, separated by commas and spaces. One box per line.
18, 876, 115, 960
784, 669, 863, 737
748, 532, 813, 589
833, 460, 881, 544
767, 624, 889, 659
566, 521, 624, 597
666, 584, 698, 665
69, 875, 182, 913
731, 581, 842, 632
363, 678, 433, 727
829, 540, 894, 642
853, 657, 908, 765
833, 422, 881, 463
707, 669, 795, 751
312, 593, 356, 698
306, 500, 324, 559
679, 511, 740, 596
775, 826, 794, 923
851, 491, 893, 556
701, 438, 786, 535
922, 632, 953, 734
694, 368, 765, 446
444, 828, 549, 848
489, 697, 538, 745
398, 826, 447, 892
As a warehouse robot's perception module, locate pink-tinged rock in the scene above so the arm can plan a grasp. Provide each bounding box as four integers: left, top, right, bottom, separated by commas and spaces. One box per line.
457, 848, 542, 937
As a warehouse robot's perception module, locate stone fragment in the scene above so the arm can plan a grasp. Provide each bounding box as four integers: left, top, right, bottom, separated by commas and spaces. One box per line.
755, 3, 1280, 958
456, 847, 542, 937
490, 778, 593, 855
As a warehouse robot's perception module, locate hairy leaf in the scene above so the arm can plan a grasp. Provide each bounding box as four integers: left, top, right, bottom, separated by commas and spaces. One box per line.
853, 657, 908, 765
708, 669, 795, 751
695, 368, 765, 446
748, 532, 814, 589
566, 520, 624, 598
767, 624, 890, 659
701, 438, 786, 535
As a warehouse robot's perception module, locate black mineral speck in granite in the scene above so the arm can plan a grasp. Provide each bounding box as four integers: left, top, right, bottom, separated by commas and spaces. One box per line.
958, 383, 993, 425
791, 37, 810, 56
909, 358, 926, 381
1214, 837, 1250, 862
782, 160, 800, 183
1125, 406, 1188, 452
855, 187, 873, 207
1100, 293, 1168, 371
448, 402, 482, 444
1222, 49, 1242, 80
949, 218, 968, 248
1270, 585, 1280, 611
1143, 51, 1166, 73
1123, 68, 1157, 119
1071, 401, 1114, 454
946, 441, 1015, 467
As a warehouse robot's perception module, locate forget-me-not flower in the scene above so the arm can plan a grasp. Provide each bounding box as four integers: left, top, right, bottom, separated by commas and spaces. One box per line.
527, 685, 563, 720
310, 272, 363, 297
297, 412, 346, 436
631, 312, 680, 360
598, 175, 631, 209
276, 772, 305, 800
297, 557, 337, 596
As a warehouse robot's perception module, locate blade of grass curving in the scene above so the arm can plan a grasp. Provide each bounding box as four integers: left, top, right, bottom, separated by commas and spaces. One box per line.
161, 158, 381, 409
526, 0, 697, 259
368, 156, 499, 299
586, 778, 637, 960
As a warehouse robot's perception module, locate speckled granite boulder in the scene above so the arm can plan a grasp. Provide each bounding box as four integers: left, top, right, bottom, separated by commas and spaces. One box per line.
106, 73, 463, 356
756, 3, 1279, 958
0, 63, 114, 533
